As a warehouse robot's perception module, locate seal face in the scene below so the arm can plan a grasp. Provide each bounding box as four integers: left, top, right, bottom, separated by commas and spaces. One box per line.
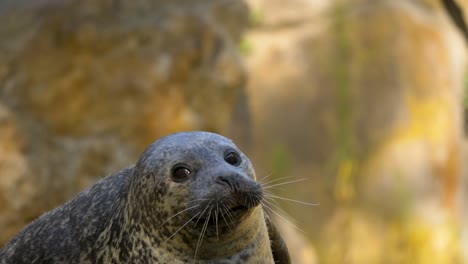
0, 131, 290, 263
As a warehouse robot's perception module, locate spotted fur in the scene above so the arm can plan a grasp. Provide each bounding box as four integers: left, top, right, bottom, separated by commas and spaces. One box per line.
0, 132, 288, 263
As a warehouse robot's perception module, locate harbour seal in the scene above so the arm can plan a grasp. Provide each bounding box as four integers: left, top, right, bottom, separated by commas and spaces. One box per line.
0, 131, 290, 263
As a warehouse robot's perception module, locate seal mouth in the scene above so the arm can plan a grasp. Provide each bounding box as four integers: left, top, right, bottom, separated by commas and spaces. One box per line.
230, 205, 248, 213
191, 204, 251, 227
223, 204, 250, 220
188, 179, 263, 229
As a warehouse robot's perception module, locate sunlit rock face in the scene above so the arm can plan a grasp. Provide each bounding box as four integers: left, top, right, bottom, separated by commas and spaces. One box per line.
244, 0, 467, 263
0, 0, 249, 245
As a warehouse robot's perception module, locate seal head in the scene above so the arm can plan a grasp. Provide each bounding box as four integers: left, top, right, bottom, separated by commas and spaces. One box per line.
129, 132, 271, 261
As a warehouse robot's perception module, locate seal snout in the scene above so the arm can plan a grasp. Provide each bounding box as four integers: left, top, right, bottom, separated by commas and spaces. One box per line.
189, 173, 263, 230
216, 174, 263, 210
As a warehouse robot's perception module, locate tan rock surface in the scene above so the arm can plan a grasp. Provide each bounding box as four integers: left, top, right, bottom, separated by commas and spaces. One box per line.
0, 0, 249, 246
245, 0, 467, 263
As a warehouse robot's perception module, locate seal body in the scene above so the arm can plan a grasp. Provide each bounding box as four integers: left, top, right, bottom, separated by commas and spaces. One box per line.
0, 132, 289, 263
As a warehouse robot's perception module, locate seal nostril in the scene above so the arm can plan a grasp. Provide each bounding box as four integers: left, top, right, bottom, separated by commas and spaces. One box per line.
217, 176, 234, 191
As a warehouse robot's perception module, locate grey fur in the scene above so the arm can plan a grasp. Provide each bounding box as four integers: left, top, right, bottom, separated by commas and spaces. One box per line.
0, 132, 289, 263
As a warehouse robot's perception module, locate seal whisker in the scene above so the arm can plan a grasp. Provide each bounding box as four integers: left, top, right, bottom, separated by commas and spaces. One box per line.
215, 203, 219, 240
188, 198, 211, 203
256, 195, 261, 208
250, 193, 257, 209
159, 204, 200, 228
261, 201, 304, 233
262, 203, 274, 220
256, 172, 274, 184
194, 206, 212, 262
261, 178, 309, 189
262, 200, 303, 234
263, 193, 319, 206
252, 194, 255, 209
263, 197, 304, 226
221, 204, 236, 228
263, 194, 316, 231
219, 206, 233, 231
262, 198, 295, 221
223, 203, 235, 222
258, 176, 294, 186
164, 212, 201, 243
193, 199, 213, 228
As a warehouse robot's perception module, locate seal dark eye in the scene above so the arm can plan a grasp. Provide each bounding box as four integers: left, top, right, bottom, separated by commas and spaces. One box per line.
172, 166, 191, 182
225, 152, 241, 166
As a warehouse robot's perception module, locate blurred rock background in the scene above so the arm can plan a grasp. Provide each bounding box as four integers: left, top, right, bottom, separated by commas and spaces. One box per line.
0, 0, 250, 251
1, 0, 468, 263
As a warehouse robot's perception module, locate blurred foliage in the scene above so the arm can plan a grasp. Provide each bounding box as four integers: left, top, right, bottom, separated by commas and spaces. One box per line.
330, 1, 358, 205
238, 38, 253, 56
249, 9, 265, 28
269, 144, 291, 180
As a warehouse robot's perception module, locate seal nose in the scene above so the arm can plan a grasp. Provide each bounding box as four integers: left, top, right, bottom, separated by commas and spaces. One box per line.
215, 174, 263, 210
217, 174, 256, 193
217, 174, 241, 192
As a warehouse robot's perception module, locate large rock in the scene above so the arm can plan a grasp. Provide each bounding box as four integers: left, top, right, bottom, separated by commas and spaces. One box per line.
0, 0, 249, 245
244, 0, 467, 262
